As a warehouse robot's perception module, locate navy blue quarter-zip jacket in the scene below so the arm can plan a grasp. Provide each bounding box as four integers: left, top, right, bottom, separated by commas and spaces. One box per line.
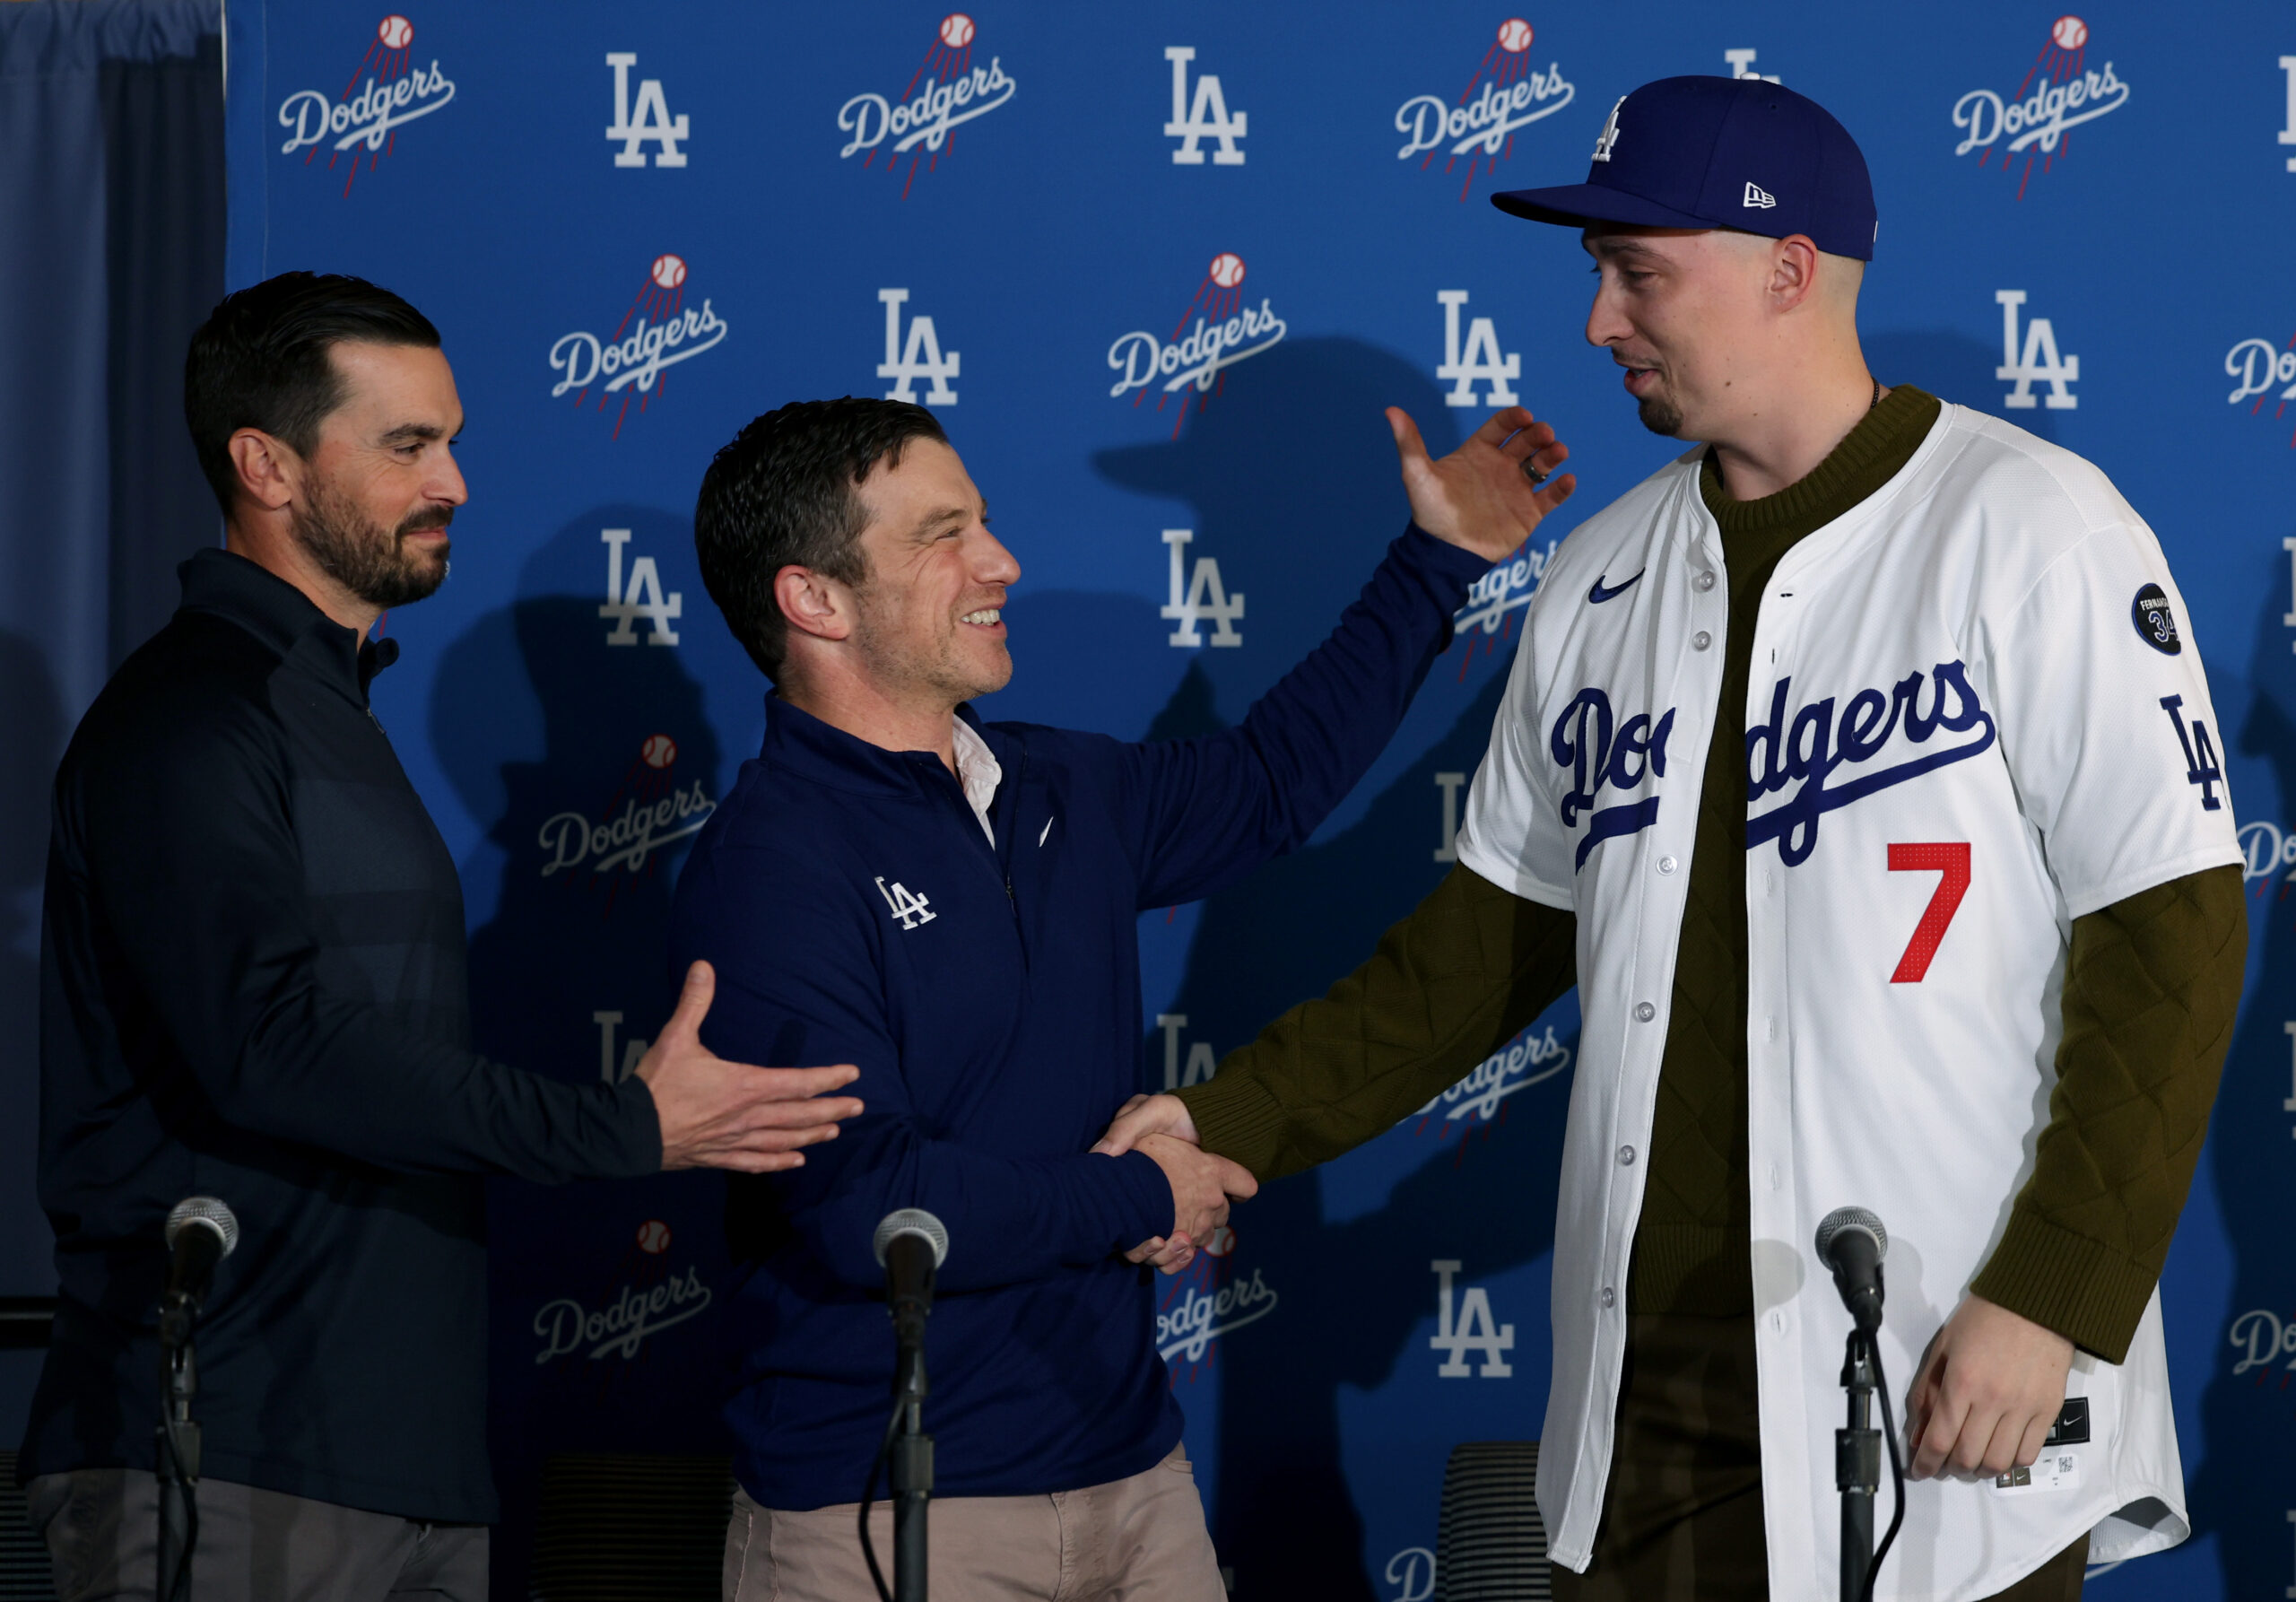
670, 527, 1487, 1509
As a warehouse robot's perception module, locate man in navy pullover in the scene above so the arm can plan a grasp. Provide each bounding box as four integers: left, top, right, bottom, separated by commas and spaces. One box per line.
677, 396, 1576, 1599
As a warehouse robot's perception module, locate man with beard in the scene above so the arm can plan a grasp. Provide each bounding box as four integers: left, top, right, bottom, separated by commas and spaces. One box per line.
20, 273, 865, 1602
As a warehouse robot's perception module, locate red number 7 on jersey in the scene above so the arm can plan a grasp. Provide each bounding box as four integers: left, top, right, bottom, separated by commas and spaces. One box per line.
1888, 843, 1970, 983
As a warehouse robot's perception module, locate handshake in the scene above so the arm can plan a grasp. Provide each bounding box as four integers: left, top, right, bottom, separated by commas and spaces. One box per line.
1092, 1094, 1252, 1275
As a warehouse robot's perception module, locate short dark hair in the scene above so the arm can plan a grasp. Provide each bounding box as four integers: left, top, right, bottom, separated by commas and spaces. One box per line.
693, 396, 949, 681
184, 272, 442, 517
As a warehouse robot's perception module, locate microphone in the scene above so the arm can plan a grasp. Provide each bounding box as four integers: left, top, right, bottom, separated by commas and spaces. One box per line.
1814, 1206, 1887, 1335
873, 1209, 948, 1348
164, 1197, 239, 1310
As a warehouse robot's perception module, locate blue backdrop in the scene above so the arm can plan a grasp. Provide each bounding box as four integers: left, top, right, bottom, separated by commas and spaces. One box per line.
216, 4, 2296, 1598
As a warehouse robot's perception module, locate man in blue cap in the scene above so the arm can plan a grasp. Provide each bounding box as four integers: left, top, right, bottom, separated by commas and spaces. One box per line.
1103, 75, 2245, 1601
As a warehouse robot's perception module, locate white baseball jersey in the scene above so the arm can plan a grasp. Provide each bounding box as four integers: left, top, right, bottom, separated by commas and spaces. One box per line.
1454, 403, 2240, 1602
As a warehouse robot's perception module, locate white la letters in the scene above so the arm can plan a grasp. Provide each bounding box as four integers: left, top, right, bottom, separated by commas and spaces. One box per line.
1155, 1013, 1218, 1091
1161, 530, 1244, 648
878, 290, 960, 405
1996, 291, 2079, 410
605, 53, 689, 167
1436, 291, 1520, 407
1164, 47, 1247, 164
1430, 1259, 1514, 1377
599, 529, 682, 645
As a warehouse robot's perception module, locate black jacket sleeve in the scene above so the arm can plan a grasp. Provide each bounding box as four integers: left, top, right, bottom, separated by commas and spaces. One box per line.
65, 687, 660, 1182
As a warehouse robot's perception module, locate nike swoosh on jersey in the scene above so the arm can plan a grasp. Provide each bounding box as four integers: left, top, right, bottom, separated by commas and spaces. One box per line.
1587, 571, 1644, 604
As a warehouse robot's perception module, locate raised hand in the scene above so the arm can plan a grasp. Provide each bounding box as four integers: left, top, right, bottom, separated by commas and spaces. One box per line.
635, 962, 865, 1173
1389, 404, 1577, 563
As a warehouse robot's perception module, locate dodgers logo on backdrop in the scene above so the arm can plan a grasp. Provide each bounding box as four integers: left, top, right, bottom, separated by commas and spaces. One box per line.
1413, 1023, 1572, 1132
1394, 19, 1574, 202
1107, 254, 1287, 440
533, 1219, 713, 1366
2224, 331, 2296, 448
1950, 15, 2128, 199
537, 734, 716, 905
1156, 1230, 1279, 1375
839, 13, 1015, 198
1744, 660, 1996, 868
2238, 817, 2296, 897
548, 256, 728, 440
276, 14, 456, 196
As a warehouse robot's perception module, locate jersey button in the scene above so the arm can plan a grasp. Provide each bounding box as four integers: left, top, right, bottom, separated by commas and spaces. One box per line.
1634, 1001, 1657, 1022
1694, 570, 1717, 592
1618, 1145, 1636, 1165
1601, 1286, 1617, 1309
1658, 856, 1678, 875
1692, 631, 1712, 650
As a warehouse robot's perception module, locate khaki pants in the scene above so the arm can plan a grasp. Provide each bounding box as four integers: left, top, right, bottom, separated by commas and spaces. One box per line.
25, 1468, 488, 1602
723, 1444, 1224, 1602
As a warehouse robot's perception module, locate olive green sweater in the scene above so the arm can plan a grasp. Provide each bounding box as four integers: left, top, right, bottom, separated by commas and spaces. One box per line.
1176, 389, 2246, 1363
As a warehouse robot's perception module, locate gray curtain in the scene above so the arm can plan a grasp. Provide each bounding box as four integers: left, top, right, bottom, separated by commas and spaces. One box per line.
0, 0, 223, 1441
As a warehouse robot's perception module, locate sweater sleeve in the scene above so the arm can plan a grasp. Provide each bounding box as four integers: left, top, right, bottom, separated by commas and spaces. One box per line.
1175, 862, 1578, 1180
676, 840, 1174, 1293
74, 688, 661, 1182
1969, 863, 2247, 1362
1117, 526, 1491, 912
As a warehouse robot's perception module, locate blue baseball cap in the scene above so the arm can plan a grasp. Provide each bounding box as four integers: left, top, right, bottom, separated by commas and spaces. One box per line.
1492, 75, 1877, 261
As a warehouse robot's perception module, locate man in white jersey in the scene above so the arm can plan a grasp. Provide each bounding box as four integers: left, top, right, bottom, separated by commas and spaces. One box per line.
1101, 75, 2247, 1602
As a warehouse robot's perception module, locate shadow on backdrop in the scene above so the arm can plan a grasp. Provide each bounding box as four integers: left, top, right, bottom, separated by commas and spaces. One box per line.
1094, 335, 1470, 705
2192, 561, 2296, 1597
1864, 330, 2061, 444
430, 510, 738, 1600
1083, 335, 1569, 1596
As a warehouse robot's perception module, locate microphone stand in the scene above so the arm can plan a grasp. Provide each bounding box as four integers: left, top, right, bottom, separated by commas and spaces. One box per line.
1836, 1329, 1879, 1602
890, 1328, 933, 1602
154, 1293, 202, 1602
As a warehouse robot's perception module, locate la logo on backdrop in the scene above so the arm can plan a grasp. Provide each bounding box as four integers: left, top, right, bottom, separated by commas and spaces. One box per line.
547, 255, 729, 440
1394, 18, 1575, 201
839, 13, 1016, 197
1107, 253, 1288, 440
1950, 14, 2129, 198
276, 13, 456, 196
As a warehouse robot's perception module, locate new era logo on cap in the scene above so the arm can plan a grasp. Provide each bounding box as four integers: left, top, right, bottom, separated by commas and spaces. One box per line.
1491, 76, 1877, 262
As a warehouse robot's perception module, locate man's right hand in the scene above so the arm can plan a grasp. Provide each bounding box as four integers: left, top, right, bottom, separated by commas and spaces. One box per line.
635, 962, 864, 1172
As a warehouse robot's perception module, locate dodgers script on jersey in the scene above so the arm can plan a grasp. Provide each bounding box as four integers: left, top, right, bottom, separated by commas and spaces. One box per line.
1454, 405, 2241, 1602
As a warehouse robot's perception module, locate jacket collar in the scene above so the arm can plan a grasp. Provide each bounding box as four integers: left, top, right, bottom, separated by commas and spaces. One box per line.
178, 547, 401, 695
759, 693, 1004, 798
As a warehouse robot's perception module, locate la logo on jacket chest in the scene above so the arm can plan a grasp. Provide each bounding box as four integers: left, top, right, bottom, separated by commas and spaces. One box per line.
875, 875, 936, 930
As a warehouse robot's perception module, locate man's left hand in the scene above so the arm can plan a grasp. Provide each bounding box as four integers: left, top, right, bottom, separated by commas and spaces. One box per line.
1390, 404, 1577, 563
1905, 1293, 2074, 1480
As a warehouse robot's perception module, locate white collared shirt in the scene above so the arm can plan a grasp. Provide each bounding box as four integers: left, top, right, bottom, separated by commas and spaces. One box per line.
951, 716, 1002, 844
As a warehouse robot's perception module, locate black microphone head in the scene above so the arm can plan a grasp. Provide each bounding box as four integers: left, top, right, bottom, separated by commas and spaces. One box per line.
1814, 1206, 1886, 1265
873, 1208, 948, 1269
165, 1197, 239, 1258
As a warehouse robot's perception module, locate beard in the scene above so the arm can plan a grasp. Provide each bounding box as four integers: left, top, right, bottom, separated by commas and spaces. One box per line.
1636, 388, 1686, 438
850, 588, 1012, 708
291, 477, 452, 610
